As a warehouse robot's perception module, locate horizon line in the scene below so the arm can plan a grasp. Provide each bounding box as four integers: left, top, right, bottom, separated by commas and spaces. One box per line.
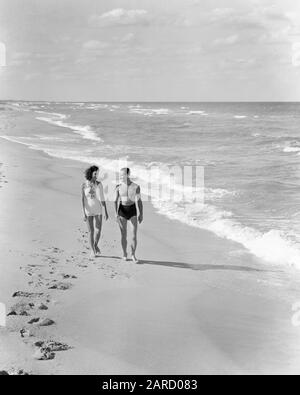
1, 100, 300, 104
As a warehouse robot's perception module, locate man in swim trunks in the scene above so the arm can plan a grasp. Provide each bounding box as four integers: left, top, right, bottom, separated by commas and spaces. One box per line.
114, 168, 143, 263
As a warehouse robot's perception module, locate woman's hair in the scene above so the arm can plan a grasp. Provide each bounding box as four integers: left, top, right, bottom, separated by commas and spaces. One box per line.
85, 165, 99, 181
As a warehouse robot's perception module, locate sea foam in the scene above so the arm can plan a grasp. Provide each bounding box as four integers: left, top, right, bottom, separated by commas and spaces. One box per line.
35, 111, 102, 142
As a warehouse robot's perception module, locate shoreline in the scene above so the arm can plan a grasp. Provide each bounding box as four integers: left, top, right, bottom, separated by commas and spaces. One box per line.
1, 137, 300, 374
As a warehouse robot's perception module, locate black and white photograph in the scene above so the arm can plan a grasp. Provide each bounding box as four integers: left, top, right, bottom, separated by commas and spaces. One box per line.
0, 0, 300, 377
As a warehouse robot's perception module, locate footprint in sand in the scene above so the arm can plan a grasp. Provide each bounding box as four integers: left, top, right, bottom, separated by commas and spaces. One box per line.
38, 318, 55, 327
48, 282, 73, 291
33, 338, 71, 362
7, 301, 34, 317
60, 273, 77, 280
37, 303, 48, 311
0, 369, 30, 376
20, 328, 34, 338
13, 291, 44, 298
7, 310, 29, 317
28, 318, 40, 324
42, 247, 64, 255
33, 348, 55, 361
34, 340, 71, 352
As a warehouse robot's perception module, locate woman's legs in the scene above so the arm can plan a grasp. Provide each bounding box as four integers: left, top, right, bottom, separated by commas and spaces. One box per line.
86, 216, 96, 256
94, 215, 103, 254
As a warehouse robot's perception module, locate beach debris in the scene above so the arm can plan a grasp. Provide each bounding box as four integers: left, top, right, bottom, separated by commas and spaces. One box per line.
13, 291, 43, 298
38, 318, 55, 327
48, 282, 72, 291
28, 318, 40, 324
33, 348, 55, 361
20, 328, 34, 338
34, 340, 71, 352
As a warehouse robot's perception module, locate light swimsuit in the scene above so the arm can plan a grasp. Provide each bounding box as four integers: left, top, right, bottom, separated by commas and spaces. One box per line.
83, 181, 104, 217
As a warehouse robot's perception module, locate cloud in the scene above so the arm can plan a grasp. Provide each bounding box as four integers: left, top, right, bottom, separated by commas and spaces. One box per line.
209, 5, 294, 30
83, 40, 110, 50
292, 43, 300, 67
210, 8, 236, 23
89, 9, 151, 27
10, 51, 65, 65
121, 33, 135, 43
77, 40, 111, 63
214, 35, 239, 46
176, 46, 202, 56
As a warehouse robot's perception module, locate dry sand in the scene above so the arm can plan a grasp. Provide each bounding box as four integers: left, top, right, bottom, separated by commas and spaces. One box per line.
1, 137, 300, 375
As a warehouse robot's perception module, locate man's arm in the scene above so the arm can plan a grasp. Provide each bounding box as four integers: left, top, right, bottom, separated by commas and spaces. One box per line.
136, 186, 143, 224
99, 182, 109, 220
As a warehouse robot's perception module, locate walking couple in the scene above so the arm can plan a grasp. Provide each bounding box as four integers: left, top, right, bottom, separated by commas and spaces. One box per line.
81, 166, 143, 263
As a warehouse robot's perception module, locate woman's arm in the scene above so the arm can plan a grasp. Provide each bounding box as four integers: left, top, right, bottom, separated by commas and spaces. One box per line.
81, 184, 87, 221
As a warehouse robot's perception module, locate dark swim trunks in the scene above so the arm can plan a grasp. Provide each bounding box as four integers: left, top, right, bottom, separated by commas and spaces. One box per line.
118, 204, 137, 220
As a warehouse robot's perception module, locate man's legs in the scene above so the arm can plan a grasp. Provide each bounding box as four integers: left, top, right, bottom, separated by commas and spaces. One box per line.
129, 216, 138, 262
118, 216, 128, 259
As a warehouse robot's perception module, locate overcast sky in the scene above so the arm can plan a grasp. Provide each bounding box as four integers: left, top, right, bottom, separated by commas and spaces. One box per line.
0, 0, 300, 101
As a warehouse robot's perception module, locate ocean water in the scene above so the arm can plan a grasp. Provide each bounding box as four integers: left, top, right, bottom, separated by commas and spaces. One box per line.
0, 101, 300, 268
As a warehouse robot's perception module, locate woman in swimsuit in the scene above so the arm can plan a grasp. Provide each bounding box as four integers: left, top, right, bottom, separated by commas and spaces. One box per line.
82, 166, 109, 258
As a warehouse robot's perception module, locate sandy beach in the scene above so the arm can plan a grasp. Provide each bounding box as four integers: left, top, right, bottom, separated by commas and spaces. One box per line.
0, 133, 300, 375
1, 0, 300, 377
